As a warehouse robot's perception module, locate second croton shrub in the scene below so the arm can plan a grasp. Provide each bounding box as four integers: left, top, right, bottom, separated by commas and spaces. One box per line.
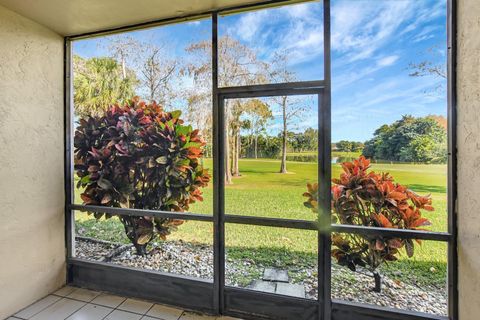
303, 156, 433, 292
74, 97, 210, 255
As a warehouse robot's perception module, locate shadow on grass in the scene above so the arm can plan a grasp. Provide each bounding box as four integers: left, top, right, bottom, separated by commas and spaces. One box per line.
382, 259, 447, 289
407, 184, 447, 194
227, 245, 317, 268
76, 218, 128, 244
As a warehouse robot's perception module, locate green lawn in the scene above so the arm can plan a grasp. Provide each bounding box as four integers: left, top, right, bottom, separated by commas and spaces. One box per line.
286, 151, 362, 158
75, 157, 448, 287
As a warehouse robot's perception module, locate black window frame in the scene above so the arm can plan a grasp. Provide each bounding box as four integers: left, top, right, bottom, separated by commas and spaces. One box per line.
64, 1, 458, 319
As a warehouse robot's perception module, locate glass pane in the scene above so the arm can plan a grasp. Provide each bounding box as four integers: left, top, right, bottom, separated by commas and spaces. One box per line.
71, 17, 213, 216
225, 224, 318, 300
331, 235, 447, 316
74, 211, 213, 281
331, 0, 448, 232
218, 0, 324, 87
223, 95, 318, 220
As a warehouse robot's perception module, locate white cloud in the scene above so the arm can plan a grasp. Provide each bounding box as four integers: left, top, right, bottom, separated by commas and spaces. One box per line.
230, 1, 324, 65
377, 55, 400, 67
187, 20, 201, 26
412, 25, 440, 43
333, 54, 400, 89
330, 0, 444, 63
332, 1, 408, 61
334, 76, 445, 119
235, 10, 269, 42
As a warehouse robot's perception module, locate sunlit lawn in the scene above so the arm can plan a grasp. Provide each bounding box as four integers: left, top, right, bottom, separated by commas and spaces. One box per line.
75, 158, 448, 287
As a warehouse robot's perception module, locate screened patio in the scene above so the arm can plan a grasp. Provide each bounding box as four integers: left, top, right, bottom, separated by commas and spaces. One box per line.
0, 0, 478, 320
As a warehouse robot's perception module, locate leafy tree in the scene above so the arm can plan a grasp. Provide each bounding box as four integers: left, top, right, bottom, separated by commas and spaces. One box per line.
351, 141, 364, 152
287, 129, 317, 153
304, 157, 434, 292
336, 140, 364, 152
427, 114, 447, 130
336, 140, 353, 152
303, 128, 318, 151
74, 97, 210, 255
73, 55, 138, 117
241, 134, 281, 159
362, 115, 447, 163
241, 99, 272, 159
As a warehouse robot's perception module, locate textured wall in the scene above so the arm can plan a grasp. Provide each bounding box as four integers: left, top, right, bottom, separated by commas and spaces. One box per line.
0, 4, 64, 318
457, 0, 480, 319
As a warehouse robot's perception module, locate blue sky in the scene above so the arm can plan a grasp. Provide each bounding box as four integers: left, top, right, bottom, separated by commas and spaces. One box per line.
73, 0, 447, 143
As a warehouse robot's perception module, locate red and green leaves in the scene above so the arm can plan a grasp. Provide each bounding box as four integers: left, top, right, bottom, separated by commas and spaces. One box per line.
74, 97, 210, 254
303, 156, 434, 275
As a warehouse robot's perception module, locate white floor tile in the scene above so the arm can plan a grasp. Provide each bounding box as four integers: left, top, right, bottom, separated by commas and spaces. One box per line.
67, 288, 100, 302
10, 290, 242, 320
53, 286, 76, 297
179, 311, 217, 319
66, 303, 112, 320
91, 293, 126, 308
118, 298, 154, 314
14, 295, 61, 319
146, 304, 183, 320
104, 310, 142, 320
29, 298, 85, 320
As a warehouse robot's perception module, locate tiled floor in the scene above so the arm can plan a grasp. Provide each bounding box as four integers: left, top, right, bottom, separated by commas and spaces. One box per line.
6, 286, 240, 320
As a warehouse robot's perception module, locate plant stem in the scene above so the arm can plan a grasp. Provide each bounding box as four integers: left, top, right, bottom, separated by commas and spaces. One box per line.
373, 271, 382, 292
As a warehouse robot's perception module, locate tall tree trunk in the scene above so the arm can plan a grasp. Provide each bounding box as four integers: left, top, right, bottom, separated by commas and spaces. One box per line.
231, 128, 238, 176
225, 113, 232, 185
280, 96, 288, 173
232, 130, 241, 176
149, 81, 155, 102
254, 133, 258, 159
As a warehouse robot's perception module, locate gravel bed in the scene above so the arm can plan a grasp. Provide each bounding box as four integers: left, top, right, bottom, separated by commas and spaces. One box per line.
331, 264, 447, 316
75, 237, 122, 261
75, 238, 446, 316
111, 240, 214, 279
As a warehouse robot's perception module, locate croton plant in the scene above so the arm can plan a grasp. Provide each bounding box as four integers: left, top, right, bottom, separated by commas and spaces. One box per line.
74, 97, 210, 255
303, 156, 433, 292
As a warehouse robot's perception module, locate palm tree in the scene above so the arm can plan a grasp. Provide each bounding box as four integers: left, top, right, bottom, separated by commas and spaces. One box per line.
73, 55, 138, 117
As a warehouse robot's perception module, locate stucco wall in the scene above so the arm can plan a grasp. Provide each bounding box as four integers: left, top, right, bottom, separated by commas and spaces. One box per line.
457, 0, 480, 319
0, 4, 65, 318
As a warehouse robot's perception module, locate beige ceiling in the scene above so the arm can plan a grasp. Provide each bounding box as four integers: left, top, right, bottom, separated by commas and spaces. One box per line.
0, 0, 265, 36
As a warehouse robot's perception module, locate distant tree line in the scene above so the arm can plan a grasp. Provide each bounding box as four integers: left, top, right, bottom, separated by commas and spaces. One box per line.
334, 140, 364, 152
240, 128, 318, 159
362, 115, 447, 164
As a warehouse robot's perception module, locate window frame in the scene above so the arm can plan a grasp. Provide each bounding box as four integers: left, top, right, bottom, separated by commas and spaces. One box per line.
64, 1, 458, 319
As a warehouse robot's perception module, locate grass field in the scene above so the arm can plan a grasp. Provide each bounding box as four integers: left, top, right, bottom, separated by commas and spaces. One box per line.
75, 157, 448, 287
287, 151, 362, 158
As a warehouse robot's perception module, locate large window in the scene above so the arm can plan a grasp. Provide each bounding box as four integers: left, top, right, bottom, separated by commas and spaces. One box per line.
65, 1, 456, 320
329, 0, 451, 317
